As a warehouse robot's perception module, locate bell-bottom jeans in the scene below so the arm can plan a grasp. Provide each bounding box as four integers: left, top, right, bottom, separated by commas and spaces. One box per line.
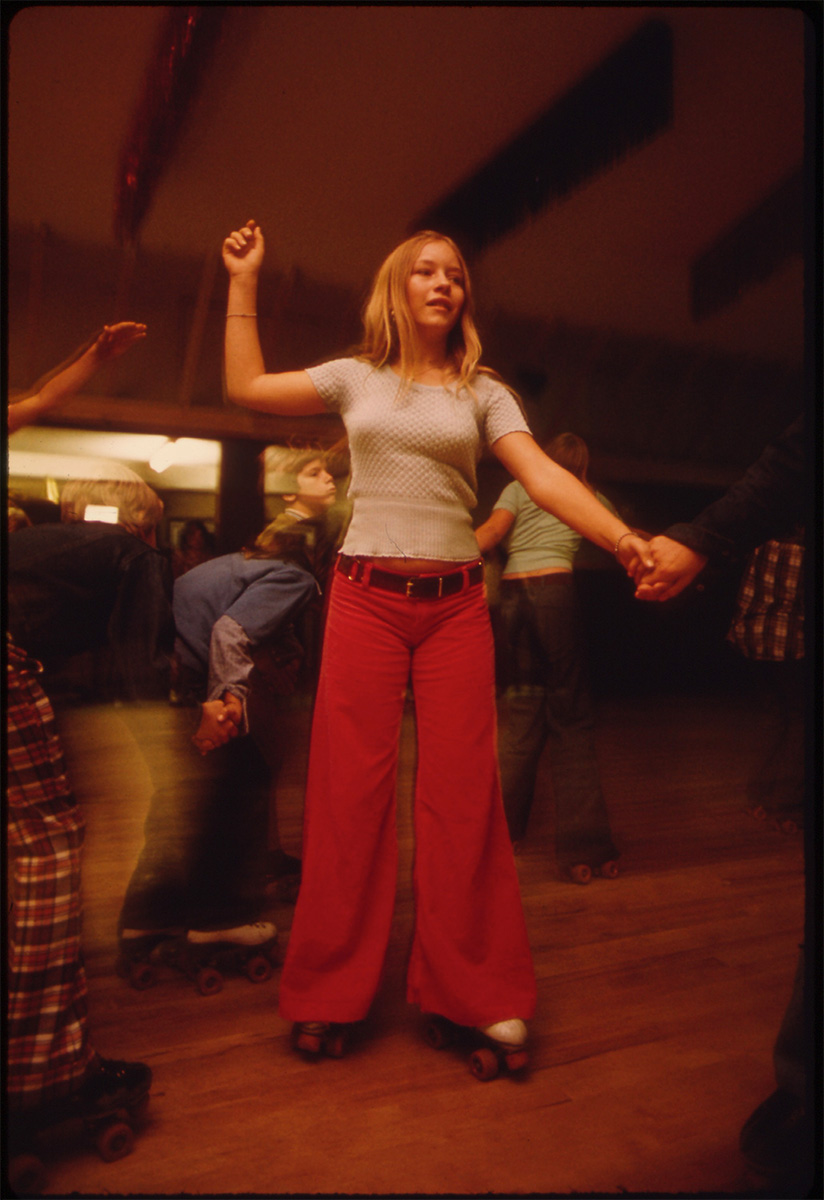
278, 567, 537, 1027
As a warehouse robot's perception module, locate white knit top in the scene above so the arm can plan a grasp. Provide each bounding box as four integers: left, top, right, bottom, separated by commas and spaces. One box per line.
306, 358, 531, 561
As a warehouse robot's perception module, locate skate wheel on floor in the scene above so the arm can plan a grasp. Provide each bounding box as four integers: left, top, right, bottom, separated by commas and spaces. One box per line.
8, 1152, 47, 1196
567, 863, 592, 885
424, 1018, 454, 1050
95, 1119, 134, 1162
294, 1029, 323, 1055
129, 961, 157, 990
116, 955, 156, 990
196, 966, 223, 996
504, 1049, 529, 1073
750, 805, 769, 822
777, 818, 799, 835
325, 1030, 346, 1058
470, 1047, 499, 1081
599, 860, 620, 879
245, 953, 272, 983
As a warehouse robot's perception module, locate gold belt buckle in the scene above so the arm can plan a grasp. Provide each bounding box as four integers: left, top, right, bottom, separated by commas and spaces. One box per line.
406, 578, 415, 598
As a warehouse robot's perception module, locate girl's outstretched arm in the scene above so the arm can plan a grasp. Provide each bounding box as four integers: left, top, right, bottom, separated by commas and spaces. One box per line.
492, 431, 653, 578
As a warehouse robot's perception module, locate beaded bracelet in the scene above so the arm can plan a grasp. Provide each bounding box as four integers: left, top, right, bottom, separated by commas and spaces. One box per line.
613, 531, 634, 555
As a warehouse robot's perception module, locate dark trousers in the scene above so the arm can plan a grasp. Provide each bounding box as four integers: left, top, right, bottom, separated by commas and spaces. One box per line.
746, 658, 805, 819
497, 574, 618, 867
118, 703, 270, 932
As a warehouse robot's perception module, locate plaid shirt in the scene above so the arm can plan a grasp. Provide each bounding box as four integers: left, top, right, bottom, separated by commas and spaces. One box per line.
727, 538, 804, 661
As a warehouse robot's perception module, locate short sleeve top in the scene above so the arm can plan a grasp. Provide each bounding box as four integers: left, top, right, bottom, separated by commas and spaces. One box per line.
495, 480, 617, 574
306, 358, 531, 560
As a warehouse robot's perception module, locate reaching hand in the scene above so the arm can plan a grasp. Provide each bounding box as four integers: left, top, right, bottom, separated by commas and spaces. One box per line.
222, 219, 265, 277
93, 322, 147, 362
634, 535, 708, 601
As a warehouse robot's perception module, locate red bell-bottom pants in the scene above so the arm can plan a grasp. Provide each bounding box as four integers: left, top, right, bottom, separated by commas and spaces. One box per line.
278, 566, 537, 1027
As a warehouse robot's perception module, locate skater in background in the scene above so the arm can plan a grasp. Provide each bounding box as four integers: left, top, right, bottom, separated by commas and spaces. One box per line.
7, 321, 146, 434
726, 531, 805, 833
221, 217, 652, 1063
117, 453, 336, 977
7, 466, 172, 1127
474, 433, 621, 882
171, 518, 217, 579
633, 414, 813, 1195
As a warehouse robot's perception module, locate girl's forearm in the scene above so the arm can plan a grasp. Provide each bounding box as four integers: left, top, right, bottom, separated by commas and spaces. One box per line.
224, 276, 266, 402
8, 343, 99, 432
530, 471, 628, 552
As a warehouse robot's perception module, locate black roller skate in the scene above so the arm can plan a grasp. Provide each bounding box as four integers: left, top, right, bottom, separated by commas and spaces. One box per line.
118, 922, 279, 995
7, 1057, 152, 1196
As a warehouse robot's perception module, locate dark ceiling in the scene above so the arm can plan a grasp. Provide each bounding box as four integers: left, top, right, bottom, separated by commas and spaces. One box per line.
7, 4, 811, 370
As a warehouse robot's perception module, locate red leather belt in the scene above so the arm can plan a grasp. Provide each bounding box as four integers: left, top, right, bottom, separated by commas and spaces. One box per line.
337, 554, 484, 600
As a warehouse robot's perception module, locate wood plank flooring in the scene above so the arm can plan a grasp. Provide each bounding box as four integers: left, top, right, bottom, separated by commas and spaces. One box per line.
28, 688, 808, 1196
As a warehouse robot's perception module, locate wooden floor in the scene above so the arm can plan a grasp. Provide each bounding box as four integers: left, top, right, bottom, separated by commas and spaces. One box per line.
36, 687, 807, 1197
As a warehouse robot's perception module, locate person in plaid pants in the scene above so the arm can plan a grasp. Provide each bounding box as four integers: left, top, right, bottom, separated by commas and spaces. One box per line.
7, 472, 172, 1126
6, 636, 98, 1107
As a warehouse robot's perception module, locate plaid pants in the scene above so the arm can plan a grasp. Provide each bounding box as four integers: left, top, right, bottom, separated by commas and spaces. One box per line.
6, 639, 95, 1109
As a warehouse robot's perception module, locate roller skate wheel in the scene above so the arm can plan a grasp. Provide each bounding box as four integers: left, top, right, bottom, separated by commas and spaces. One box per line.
245, 953, 272, 983
264, 941, 282, 967
130, 961, 157, 990
470, 1047, 500, 1081
424, 1018, 453, 1050
196, 966, 223, 996
568, 863, 592, 885
504, 1049, 529, 1072
8, 1152, 47, 1196
95, 1119, 134, 1162
116, 954, 156, 990
599, 860, 619, 879
778, 818, 799, 835
325, 1030, 346, 1058
293, 1024, 325, 1055
750, 805, 769, 822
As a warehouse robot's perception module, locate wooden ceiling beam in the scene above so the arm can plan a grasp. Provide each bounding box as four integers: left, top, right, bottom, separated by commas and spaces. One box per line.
8, 392, 344, 447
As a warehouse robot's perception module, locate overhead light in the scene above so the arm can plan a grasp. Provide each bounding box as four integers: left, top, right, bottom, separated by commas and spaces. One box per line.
148, 438, 221, 475
149, 439, 179, 474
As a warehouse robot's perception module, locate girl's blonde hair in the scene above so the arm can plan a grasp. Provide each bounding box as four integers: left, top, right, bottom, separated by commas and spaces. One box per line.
358, 231, 486, 393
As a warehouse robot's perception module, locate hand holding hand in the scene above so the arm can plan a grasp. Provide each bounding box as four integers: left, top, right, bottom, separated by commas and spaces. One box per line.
92, 322, 147, 362
615, 533, 654, 581
192, 696, 242, 755
222, 219, 265, 277
634, 536, 708, 601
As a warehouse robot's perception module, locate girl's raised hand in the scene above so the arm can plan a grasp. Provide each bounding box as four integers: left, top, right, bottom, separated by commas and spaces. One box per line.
222, 219, 265, 275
